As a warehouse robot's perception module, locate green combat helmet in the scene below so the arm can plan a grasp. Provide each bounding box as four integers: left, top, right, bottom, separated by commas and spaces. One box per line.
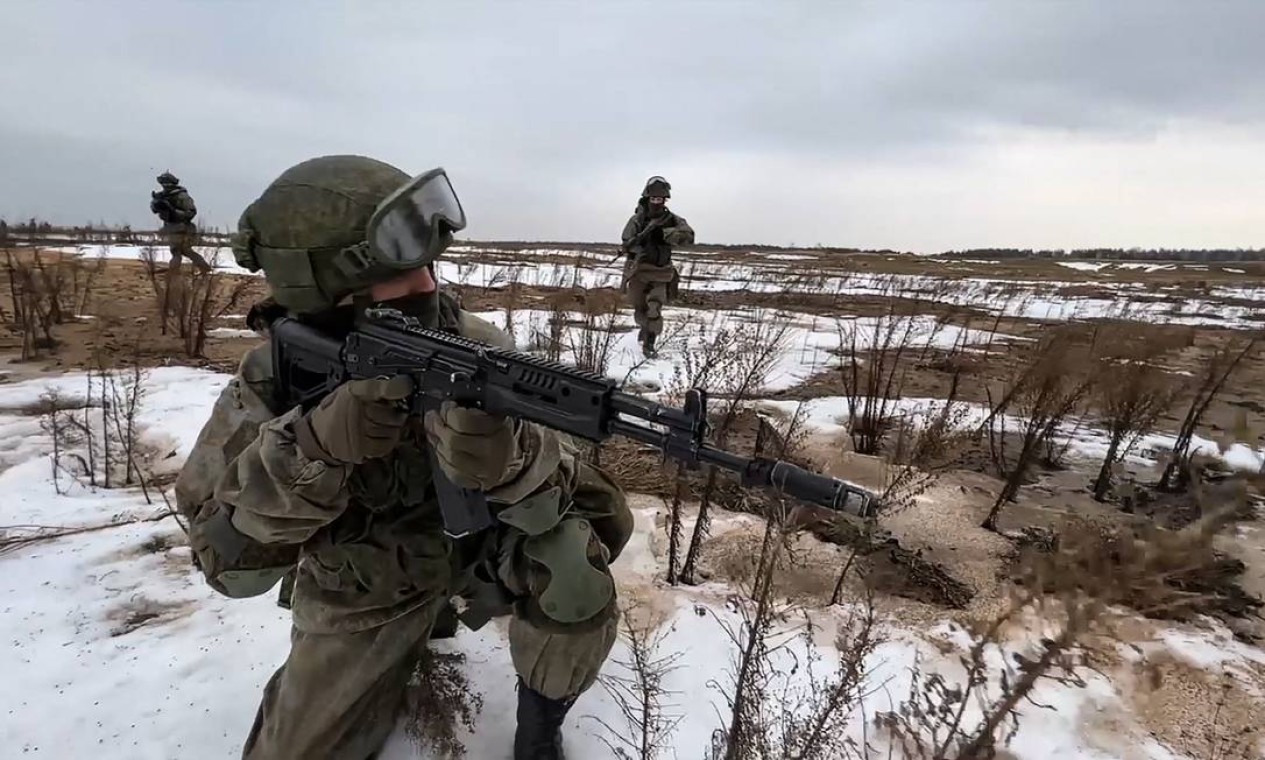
157, 171, 180, 186
232, 154, 467, 315
641, 175, 670, 199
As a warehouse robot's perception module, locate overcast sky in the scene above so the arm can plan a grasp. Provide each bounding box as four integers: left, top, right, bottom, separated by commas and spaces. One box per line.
2, 1, 1262, 252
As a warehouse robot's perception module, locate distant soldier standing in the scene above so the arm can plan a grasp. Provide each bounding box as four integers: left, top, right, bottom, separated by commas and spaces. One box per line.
621, 176, 694, 357
150, 171, 212, 272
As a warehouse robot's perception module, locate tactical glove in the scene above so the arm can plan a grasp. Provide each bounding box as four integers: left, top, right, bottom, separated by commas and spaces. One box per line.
295, 376, 413, 465
423, 400, 519, 490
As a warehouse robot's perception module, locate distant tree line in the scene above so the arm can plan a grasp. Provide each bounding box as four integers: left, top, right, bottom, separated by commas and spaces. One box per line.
0, 218, 232, 248
936, 247, 1265, 262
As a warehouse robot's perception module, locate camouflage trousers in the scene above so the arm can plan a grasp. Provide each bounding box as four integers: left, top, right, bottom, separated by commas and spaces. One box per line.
241, 597, 617, 760
624, 262, 677, 339
163, 223, 212, 273
241, 502, 626, 760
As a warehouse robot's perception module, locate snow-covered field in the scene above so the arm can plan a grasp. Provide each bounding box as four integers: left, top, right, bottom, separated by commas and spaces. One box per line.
1, 369, 1254, 759
471, 307, 1016, 397
2, 243, 1260, 757
54, 243, 1265, 330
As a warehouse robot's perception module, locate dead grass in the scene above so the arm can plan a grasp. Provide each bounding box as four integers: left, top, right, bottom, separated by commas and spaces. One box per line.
107, 596, 193, 637
402, 648, 484, 759
1127, 655, 1265, 760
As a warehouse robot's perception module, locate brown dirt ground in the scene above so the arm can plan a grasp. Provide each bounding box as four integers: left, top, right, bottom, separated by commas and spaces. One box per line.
0, 254, 268, 374
1121, 652, 1265, 759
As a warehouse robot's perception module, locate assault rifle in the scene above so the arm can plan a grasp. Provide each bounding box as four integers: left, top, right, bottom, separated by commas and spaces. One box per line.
268, 307, 876, 538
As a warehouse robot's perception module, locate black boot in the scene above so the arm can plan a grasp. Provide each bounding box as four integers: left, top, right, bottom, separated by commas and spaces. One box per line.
641, 330, 657, 358
429, 598, 460, 640
514, 678, 575, 760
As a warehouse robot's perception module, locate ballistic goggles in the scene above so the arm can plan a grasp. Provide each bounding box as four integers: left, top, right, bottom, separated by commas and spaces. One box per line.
643, 175, 671, 198
233, 168, 469, 314
344, 167, 468, 271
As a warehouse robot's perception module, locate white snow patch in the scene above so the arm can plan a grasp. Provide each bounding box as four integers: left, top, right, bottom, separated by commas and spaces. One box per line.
1057, 261, 1110, 272
207, 327, 260, 339
62, 244, 257, 276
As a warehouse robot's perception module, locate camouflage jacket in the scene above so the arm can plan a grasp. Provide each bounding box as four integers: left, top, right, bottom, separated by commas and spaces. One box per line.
621, 206, 694, 268
174, 309, 629, 634
151, 186, 197, 229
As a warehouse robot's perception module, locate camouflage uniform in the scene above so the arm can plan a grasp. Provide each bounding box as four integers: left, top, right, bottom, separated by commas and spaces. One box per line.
150, 172, 212, 272
621, 177, 694, 355
175, 156, 632, 760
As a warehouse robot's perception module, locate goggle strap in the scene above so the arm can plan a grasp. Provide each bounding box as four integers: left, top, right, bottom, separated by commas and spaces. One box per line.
333, 242, 376, 279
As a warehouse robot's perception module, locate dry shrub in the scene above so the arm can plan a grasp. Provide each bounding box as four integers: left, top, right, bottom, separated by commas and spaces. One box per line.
680, 309, 794, 584
878, 504, 1258, 759
402, 648, 483, 759
1160, 335, 1259, 491
770, 598, 882, 760
981, 328, 1094, 531
591, 599, 684, 760
1031, 513, 1263, 625
140, 247, 249, 356
3, 249, 102, 359
1086, 324, 1183, 500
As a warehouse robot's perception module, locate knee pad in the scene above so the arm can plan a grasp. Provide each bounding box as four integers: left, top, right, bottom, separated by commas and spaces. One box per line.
497, 490, 616, 632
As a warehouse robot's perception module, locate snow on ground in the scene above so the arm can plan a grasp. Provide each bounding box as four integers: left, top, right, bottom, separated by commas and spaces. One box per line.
1114, 263, 1176, 272
60, 243, 1265, 329
206, 327, 258, 339
1058, 261, 1111, 272
0, 366, 1259, 759
755, 395, 1265, 475
764, 252, 818, 261
472, 306, 1016, 396
57, 243, 258, 277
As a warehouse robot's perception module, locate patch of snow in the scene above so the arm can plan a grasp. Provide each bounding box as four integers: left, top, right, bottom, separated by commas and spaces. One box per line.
763, 253, 817, 261
1057, 261, 1110, 272
1114, 263, 1176, 273
1223, 268, 1247, 274
65, 244, 257, 277
471, 306, 1013, 398
207, 327, 259, 339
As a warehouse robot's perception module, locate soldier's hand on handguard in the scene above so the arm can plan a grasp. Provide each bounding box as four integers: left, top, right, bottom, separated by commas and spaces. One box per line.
423, 401, 519, 490
295, 376, 413, 465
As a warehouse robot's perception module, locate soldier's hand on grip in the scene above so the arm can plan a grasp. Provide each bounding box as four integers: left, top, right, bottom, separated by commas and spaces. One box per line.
423, 400, 518, 490
296, 376, 413, 465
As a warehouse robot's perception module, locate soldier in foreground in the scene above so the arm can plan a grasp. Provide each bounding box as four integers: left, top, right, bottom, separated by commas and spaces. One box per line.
620, 175, 694, 357
150, 171, 212, 272
175, 155, 632, 760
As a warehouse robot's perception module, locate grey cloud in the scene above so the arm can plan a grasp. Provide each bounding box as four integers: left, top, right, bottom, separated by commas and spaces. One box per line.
0, 1, 1262, 248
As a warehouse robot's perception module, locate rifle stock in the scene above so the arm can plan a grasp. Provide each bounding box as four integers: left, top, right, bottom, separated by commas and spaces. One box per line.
268, 307, 876, 537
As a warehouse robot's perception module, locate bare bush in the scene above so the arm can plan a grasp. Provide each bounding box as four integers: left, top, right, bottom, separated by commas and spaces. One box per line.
878, 506, 1240, 759
1160, 336, 1258, 491
662, 313, 737, 585
773, 591, 882, 759
36, 388, 90, 495
981, 331, 1093, 532
402, 648, 483, 759
37, 359, 161, 502
142, 247, 249, 356
681, 309, 793, 584
1088, 354, 1179, 501
5, 250, 67, 358
591, 600, 684, 760
709, 498, 796, 760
